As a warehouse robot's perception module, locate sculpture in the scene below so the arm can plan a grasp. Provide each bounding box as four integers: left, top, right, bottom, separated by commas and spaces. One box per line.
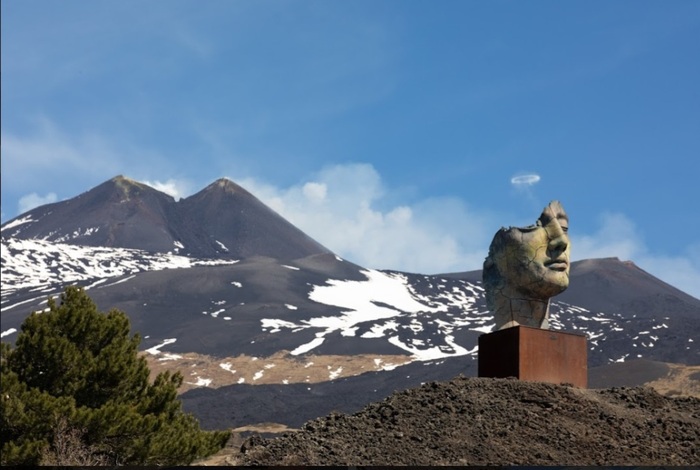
483, 200, 570, 330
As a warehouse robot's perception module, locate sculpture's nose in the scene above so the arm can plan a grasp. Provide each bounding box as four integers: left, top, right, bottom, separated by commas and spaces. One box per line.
548, 223, 568, 251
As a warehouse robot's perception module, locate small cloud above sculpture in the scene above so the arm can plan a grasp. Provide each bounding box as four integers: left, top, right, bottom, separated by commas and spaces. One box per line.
510, 173, 541, 187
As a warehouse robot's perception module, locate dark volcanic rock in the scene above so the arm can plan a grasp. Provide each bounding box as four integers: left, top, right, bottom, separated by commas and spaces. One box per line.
181, 357, 477, 430
588, 358, 671, 388
237, 377, 700, 466
177, 178, 330, 259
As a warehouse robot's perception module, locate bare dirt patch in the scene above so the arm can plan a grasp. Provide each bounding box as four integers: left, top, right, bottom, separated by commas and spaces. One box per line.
143, 350, 411, 393
645, 363, 700, 398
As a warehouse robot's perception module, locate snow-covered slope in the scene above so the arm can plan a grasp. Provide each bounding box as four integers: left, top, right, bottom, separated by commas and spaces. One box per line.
2, 235, 695, 368
1, 236, 238, 305
257, 268, 685, 365
3, 230, 698, 375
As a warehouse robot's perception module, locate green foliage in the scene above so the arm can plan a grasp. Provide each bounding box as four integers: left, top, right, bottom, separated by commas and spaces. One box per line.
1, 286, 229, 466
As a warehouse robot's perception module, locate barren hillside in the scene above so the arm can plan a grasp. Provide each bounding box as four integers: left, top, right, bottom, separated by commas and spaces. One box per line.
233, 377, 699, 466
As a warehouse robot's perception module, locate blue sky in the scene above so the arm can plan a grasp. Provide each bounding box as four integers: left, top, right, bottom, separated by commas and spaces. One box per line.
2, 1, 700, 298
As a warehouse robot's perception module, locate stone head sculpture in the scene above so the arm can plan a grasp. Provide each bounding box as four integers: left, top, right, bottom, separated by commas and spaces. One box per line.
483, 200, 570, 330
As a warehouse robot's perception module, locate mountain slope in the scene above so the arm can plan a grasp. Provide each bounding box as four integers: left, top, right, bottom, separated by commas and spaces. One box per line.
442, 257, 700, 317
177, 178, 330, 259
1, 176, 179, 253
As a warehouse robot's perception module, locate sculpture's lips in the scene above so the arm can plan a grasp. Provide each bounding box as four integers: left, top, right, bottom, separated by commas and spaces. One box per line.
545, 259, 569, 271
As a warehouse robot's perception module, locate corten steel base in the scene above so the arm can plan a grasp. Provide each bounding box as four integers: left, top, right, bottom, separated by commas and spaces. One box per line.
478, 325, 588, 388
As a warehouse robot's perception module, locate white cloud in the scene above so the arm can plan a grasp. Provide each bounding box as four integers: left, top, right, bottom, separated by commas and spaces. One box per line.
302, 182, 327, 203
142, 179, 193, 201
572, 213, 700, 299
236, 163, 494, 274
18, 192, 58, 214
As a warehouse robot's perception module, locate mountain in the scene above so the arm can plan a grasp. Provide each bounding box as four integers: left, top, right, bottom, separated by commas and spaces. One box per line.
2, 176, 699, 432
443, 257, 700, 321
2, 175, 330, 260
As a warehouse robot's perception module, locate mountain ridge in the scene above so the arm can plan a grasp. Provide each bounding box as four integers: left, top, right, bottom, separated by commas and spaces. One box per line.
2, 175, 331, 260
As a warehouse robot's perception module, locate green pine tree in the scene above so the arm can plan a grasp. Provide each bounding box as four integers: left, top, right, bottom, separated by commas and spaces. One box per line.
1, 286, 229, 466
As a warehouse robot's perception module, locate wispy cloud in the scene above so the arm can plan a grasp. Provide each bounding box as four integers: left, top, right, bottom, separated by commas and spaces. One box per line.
235, 163, 496, 274
571, 212, 700, 299
141, 179, 194, 201
18, 192, 58, 214
1, 117, 121, 192
572, 212, 642, 261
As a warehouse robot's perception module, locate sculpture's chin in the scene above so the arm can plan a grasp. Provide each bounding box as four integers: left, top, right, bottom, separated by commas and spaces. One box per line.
515, 276, 569, 300
545, 270, 570, 290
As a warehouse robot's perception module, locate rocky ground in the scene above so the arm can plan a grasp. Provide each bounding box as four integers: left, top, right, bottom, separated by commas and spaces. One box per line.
230, 376, 699, 466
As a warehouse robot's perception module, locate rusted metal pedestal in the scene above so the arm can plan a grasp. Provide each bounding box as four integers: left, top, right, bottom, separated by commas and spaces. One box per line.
478, 325, 588, 388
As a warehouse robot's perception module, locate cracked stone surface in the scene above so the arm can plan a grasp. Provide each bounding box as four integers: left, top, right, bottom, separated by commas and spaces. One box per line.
483, 201, 570, 330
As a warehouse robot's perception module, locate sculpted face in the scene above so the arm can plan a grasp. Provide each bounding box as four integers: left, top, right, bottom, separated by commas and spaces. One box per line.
483, 200, 570, 329
501, 201, 570, 298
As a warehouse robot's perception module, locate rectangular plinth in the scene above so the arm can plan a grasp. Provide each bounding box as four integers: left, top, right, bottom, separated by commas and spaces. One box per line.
478, 326, 588, 388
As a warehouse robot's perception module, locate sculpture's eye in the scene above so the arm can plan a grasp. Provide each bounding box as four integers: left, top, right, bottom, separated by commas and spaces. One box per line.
557, 216, 569, 234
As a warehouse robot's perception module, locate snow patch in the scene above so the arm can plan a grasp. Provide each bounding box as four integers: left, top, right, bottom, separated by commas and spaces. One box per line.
1, 328, 17, 338
261, 318, 299, 333
1, 215, 35, 232
1, 237, 239, 300
157, 353, 183, 362
145, 338, 177, 355
186, 377, 212, 387
220, 363, 236, 373
290, 336, 326, 356
471, 325, 493, 334
389, 334, 477, 361
329, 366, 343, 380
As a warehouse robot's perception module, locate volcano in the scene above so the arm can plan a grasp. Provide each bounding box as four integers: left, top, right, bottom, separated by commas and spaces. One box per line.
2, 175, 330, 260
